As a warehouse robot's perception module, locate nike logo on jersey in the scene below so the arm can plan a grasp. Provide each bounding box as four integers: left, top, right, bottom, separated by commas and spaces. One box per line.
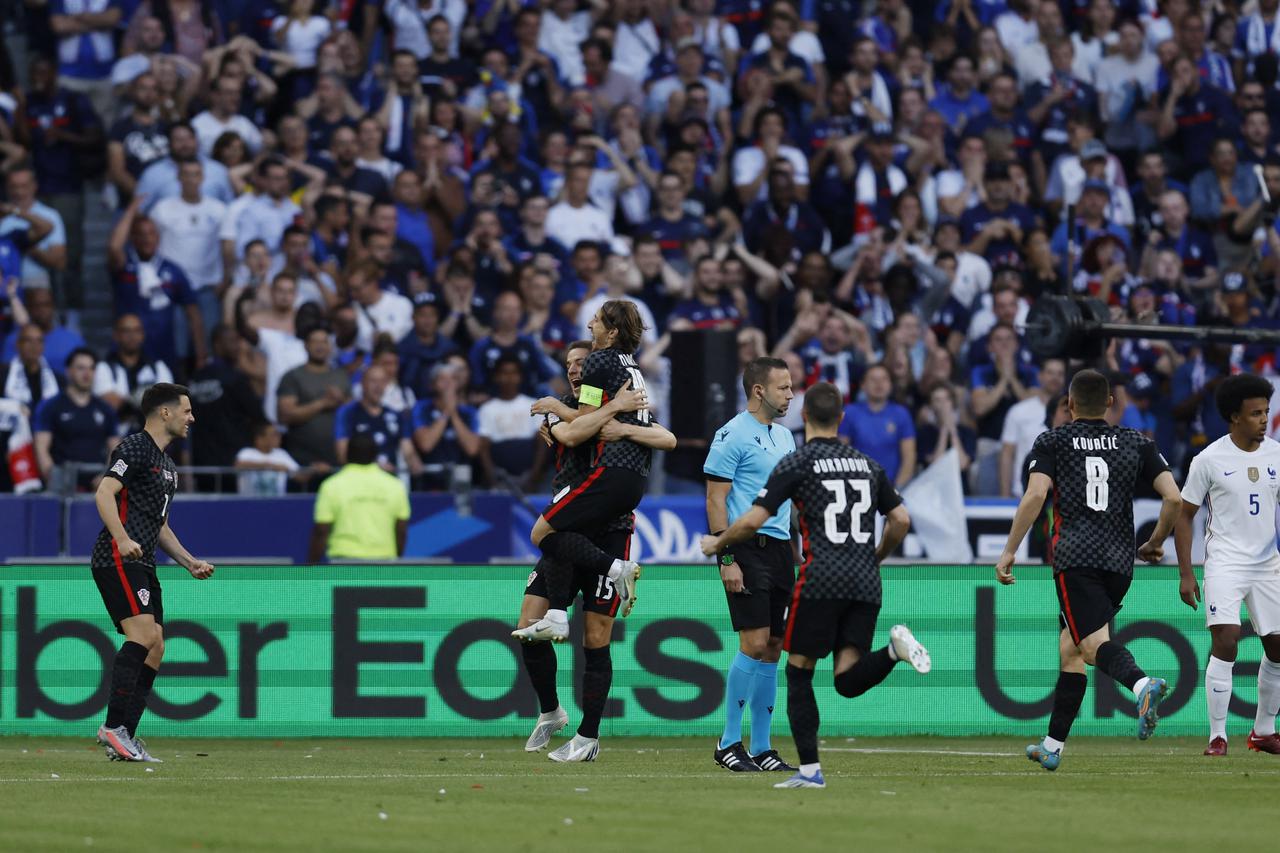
1224, 471, 1236, 476
1212, 688, 1228, 693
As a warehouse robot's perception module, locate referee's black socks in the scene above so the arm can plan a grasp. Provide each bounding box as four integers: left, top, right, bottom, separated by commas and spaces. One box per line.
104, 642, 148, 730
1047, 671, 1088, 744
785, 665, 820, 765
1094, 641, 1146, 693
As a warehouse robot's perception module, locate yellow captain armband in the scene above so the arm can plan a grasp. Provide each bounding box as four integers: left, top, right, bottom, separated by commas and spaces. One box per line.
579, 384, 604, 407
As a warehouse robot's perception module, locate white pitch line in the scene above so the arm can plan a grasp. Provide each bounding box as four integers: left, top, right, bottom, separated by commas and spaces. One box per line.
825, 747, 1019, 757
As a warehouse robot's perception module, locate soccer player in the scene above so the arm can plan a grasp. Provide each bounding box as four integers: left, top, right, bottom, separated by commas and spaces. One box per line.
524, 302, 655, 651
92, 383, 214, 762
700, 382, 931, 789
1174, 374, 1280, 756
704, 356, 798, 773
997, 369, 1182, 771
514, 340, 675, 760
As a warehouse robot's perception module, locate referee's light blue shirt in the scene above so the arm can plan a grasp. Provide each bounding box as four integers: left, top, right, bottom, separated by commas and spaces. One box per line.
703, 411, 796, 541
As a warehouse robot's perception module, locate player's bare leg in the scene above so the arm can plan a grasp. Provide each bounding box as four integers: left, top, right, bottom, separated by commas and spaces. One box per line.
515, 592, 568, 751
1203, 624, 1240, 755
549, 612, 613, 763
1248, 633, 1280, 754
512, 568, 571, 644
98, 614, 162, 762
1078, 625, 1167, 740
1028, 630, 1086, 771
532, 516, 640, 618
777, 652, 824, 788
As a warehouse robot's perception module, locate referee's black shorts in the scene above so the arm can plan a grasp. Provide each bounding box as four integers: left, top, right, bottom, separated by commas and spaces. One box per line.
1055, 567, 1131, 645
92, 559, 164, 633
541, 467, 646, 534
725, 533, 795, 635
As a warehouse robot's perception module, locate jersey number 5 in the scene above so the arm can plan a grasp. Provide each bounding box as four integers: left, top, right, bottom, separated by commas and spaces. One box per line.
1085, 456, 1109, 511
821, 478, 871, 544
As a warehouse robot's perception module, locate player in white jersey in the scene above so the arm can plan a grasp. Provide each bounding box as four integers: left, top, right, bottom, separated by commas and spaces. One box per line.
1176, 374, 1280, 756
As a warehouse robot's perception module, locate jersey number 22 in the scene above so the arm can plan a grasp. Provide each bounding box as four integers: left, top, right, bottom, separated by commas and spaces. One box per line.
821, 478, 871, 544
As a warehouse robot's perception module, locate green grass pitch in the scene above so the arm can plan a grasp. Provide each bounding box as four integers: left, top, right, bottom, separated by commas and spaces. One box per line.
2, 736, 1277, 851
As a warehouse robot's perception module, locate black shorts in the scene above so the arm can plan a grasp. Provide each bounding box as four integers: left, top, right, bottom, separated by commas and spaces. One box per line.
783, 597, 880, 660
725, 534, 794, 635
1055, 567, 1131, 645
541, 467, 646, 534
92, 559, 164, 633
524, 530, 633, 617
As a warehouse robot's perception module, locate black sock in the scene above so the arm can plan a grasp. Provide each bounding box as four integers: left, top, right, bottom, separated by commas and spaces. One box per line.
1094, 641, 1146, 692
536, 557, 575, 612
578, 645, 612, 740
520, 641, 559, 714
833, 648, 897, 698
104, 642, 148, 729
785, 664, 820, 766
125, 664, 158, 737
1047, 671, 1088, 743
541, 532, 614, 578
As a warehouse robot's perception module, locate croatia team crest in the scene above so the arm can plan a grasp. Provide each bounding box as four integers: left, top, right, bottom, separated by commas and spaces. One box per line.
1249, 467, 1260, 483
137, 589, 151, 605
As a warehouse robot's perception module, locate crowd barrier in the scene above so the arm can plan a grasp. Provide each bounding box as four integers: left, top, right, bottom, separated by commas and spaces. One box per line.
1, 495, 1189, 564
0, 564, 1251, 738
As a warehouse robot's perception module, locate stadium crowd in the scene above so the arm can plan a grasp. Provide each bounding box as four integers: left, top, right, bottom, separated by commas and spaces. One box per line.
1, 0, 1280, 498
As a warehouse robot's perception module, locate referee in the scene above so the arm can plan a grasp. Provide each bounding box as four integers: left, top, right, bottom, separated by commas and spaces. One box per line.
704, 356, 797, 772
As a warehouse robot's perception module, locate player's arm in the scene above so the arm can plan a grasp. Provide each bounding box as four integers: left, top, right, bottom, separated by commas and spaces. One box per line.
702, 462, 800, 556
996, 471, 1053, 585
875, 505, 911, 564
1173, 499, 1202, 609
1137, 470, 1181, 563
549, 379, 645, 447
702, 505, 772, 555
530, 396, 576, 421
158, 520, 214, 579
94, 476, 142, 560
600, 418, 677, 450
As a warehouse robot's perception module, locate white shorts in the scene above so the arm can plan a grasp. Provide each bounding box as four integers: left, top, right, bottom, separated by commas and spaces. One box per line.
1204, 572, 1280, 635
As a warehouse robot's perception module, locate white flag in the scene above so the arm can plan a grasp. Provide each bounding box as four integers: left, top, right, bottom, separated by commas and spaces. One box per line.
901, 448, 973, 562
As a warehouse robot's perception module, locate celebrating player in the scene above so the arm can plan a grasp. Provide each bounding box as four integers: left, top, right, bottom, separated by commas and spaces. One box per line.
1174, 374, 1280, 756
704, 356, 798, 773
997, 369, 1181, 771
92, 383, 214, 762
701, 382, 930, 790
514, 340, 675, 759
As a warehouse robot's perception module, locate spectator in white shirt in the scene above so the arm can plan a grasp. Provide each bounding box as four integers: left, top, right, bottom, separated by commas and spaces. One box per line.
235, 420, 314, 495
999, 358, 1065, 497
93, 313, 173, 429
192, 75, 263, 158
613, 0, 663, 80
224, 159, 302, 261
996, 0, 1040, 55
732, 107, 810, 205
272, 2, 333, 71
151, 160, 227, 342
349, 261, 414, 352
546, 162, 615, 249
538, 0, 596, 86
476, 356, 541, 487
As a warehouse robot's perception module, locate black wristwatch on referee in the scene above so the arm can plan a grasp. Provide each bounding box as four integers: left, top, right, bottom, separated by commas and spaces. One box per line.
713, 530, 733, 566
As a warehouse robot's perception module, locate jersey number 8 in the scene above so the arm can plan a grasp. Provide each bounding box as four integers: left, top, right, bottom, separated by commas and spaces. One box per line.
1085, 456, 1109, 511
821, 478, 872, 544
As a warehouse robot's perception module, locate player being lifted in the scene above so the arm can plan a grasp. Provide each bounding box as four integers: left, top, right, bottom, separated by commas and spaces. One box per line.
523, 301, 669, 762
92, 383, 214, 762
1175, 374, 1280, 756
997, 369, 1182, 771
701, 382, 931, 789
514, 340, 675, 759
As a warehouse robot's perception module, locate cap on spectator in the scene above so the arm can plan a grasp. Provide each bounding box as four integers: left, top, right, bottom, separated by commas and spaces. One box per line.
414, 291, 440, 309
1080, 139, 1108, 162
984, 162, 1011, 182
675, 37, 702, 54
1081, 178, 1111, 197
1223, 271, 1247, 293
869, 124, 895, 142
1130, 372, 1156, 400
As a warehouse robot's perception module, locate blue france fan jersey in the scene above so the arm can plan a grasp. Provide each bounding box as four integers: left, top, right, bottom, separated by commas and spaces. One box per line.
704, 410, 796, 541
335, 401, 411, 468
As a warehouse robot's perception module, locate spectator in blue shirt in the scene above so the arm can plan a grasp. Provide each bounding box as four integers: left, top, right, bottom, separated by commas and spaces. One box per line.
1149, 188, 1218, 289
107, 195, 206, 373
33, 347, 118, 490
961, 162, 1038, 268
837, 363, 916, 487
641, 171, 710, 265
929, 55, 989, 133
411, 360, 481, 490
1, 288, 85, 379
1050, 179, 1130, 275
970, 322, 1039, 442
1156, 54, 1237, 179
739, 8, 817, 132
670, 256, 745, 332
334, 363, 421, 473
47, 0, 118, 132
468, 291, 558, 397
398, 293, 458, 401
